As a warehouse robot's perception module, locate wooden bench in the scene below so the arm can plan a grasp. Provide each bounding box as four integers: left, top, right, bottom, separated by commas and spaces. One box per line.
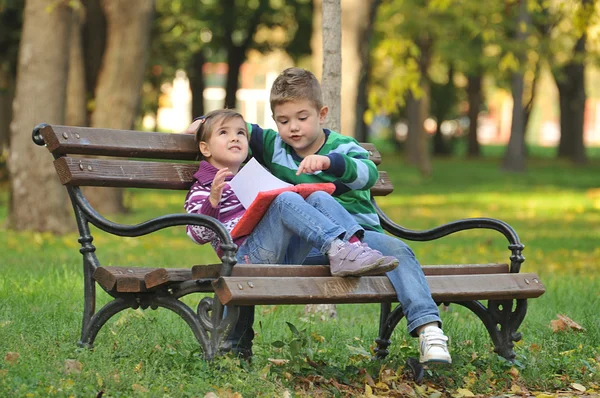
33, 123, 545, 362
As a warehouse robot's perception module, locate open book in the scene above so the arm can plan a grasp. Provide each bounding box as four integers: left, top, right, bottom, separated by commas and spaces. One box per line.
229, 158, 335, 238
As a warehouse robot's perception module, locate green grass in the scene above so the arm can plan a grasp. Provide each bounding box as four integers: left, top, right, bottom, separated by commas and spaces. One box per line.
1, 152, 600, 397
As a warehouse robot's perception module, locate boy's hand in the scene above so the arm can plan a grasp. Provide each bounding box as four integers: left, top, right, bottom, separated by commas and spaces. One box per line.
210, 168, 233, 207
296, 155, 330, 175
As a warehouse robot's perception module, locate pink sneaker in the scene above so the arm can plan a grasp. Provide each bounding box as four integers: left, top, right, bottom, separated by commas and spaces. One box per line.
328, 242, 386, 276
356, 244, 399, 276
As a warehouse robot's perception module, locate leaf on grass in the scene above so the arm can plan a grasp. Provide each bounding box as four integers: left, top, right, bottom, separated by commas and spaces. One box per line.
4, 352, 19, 365
364, 384, 376, 397
395, 383, 416, 396
132, 384, 148, 393
203, 393, 218, 398
453, 388, 475, 397
571, 383, 587, 392
360, 368, 376, 387
267, 358, 289, 366
346, 344, 371, 358
510, 384, 522, 394
134, 361, 143, 372
374, 382, 390, 391
550, 314, 585, 332
64, 359, 82, 374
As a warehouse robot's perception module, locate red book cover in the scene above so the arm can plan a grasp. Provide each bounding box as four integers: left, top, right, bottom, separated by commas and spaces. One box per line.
230, 183, 336, 238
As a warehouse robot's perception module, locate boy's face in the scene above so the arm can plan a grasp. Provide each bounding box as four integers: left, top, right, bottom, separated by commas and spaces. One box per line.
199, 116, 248, 173
272, 99, 328, 158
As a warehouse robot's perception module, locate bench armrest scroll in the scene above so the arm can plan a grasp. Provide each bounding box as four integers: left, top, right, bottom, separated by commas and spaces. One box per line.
372, 201, 525, 273
71, 187, 238, 276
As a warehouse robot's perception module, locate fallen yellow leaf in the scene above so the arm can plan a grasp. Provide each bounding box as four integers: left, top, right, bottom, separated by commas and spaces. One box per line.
4, 352, 19, 365
454, 388, 475, 397
64, 359, 82, 374
571, 383, 586, 392
132, 384, 148, 393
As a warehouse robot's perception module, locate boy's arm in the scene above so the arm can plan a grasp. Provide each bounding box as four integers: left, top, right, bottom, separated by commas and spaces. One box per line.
325, 151, 379, 191
298, 137, 379, 191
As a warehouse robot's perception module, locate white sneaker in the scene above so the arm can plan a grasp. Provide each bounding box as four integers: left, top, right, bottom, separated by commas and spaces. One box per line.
419, 326, 452, 364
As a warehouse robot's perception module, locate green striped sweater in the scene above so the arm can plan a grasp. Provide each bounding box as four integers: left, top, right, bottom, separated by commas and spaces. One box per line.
248, 123, 383, 232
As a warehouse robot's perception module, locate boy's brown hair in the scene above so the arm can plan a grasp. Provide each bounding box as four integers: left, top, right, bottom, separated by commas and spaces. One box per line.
195, 109, 246, 145
269, 67, 324, 112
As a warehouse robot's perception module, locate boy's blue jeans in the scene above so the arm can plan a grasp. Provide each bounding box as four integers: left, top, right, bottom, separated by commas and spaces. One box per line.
303, 230, 442, 337
225, 191, 363, 352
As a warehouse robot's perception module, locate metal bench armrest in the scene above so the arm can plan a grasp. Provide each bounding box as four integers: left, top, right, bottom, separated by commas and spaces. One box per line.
372, 201, 525, 273
70, 187, 238, 276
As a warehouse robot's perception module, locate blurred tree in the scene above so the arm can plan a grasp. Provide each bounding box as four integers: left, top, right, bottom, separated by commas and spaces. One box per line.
353, 0, 382, 142
0, 0, 23, 154
321, 0, 341, 132
313, 0, 382, 138
81, 0, 106, 107
369, 0, 439, 175
146, 0, 312, 122
546, 0, 597, 165
66, 7, 87, 127
8, 0, 72, 232
430, 65, 457, 156
86, 0, 155, 214
502, 0, 531, 172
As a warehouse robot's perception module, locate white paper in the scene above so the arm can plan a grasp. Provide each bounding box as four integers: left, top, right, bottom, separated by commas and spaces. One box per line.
229, 158, 292, 208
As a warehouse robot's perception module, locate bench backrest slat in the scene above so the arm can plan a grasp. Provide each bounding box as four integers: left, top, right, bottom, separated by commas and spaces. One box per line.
41, 125, 383, 165
54, 156, 394, 195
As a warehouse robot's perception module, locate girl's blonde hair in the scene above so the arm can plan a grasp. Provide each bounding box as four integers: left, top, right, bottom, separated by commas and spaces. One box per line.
195, 109, 247, 144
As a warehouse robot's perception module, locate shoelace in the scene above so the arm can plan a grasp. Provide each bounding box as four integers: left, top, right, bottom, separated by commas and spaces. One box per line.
422, 331, 448, 347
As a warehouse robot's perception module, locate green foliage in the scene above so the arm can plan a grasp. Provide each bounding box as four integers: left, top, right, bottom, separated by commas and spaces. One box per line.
1, 151, 600, 395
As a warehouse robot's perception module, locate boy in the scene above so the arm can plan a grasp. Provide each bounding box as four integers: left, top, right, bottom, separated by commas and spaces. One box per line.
186, 68, 451, 364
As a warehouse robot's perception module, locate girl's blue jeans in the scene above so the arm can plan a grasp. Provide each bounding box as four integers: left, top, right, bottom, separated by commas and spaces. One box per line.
303, 230, 442, 337
225, 191, 364, 352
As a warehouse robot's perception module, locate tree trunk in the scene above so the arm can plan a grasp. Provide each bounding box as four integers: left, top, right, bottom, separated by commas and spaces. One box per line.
466, 74, 482, 157
431, 67, 455, 157
321, 0, 341, 133
502, 0, 529, 172
224, 46, 243, 110
303, 0, 342, 319
7, 0, 72, 233
0, 65, 14, 154
222, 0, 264, 110
66, 10, 88, 127
82, 0, 107, 101
353, 0, 381, 142
554, 35, 587, 165
406, 87, 432, 176
502, 72, 527, 171
188, 50, 206, 118
405, 36, 432, 176
88, 0, 155, 214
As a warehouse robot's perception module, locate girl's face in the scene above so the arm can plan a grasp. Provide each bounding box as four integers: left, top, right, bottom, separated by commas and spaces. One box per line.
199, 116, 248, 173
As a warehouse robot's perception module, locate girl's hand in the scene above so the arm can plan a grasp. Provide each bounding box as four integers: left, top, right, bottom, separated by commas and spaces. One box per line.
296, 155, 330, 175
209, 168, 233, 207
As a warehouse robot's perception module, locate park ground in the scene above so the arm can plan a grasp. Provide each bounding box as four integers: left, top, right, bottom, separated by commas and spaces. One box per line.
1, 146, 600, 397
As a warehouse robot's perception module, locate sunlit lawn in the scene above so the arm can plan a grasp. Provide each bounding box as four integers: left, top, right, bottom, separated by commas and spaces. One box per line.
1, 149, 599, 396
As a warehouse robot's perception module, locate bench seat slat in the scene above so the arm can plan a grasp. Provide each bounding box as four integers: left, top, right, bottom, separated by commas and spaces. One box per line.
192, 263, 510, 279
95, 263, 512, 293
53, 156, 394, 195
212, 273, 545, 306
